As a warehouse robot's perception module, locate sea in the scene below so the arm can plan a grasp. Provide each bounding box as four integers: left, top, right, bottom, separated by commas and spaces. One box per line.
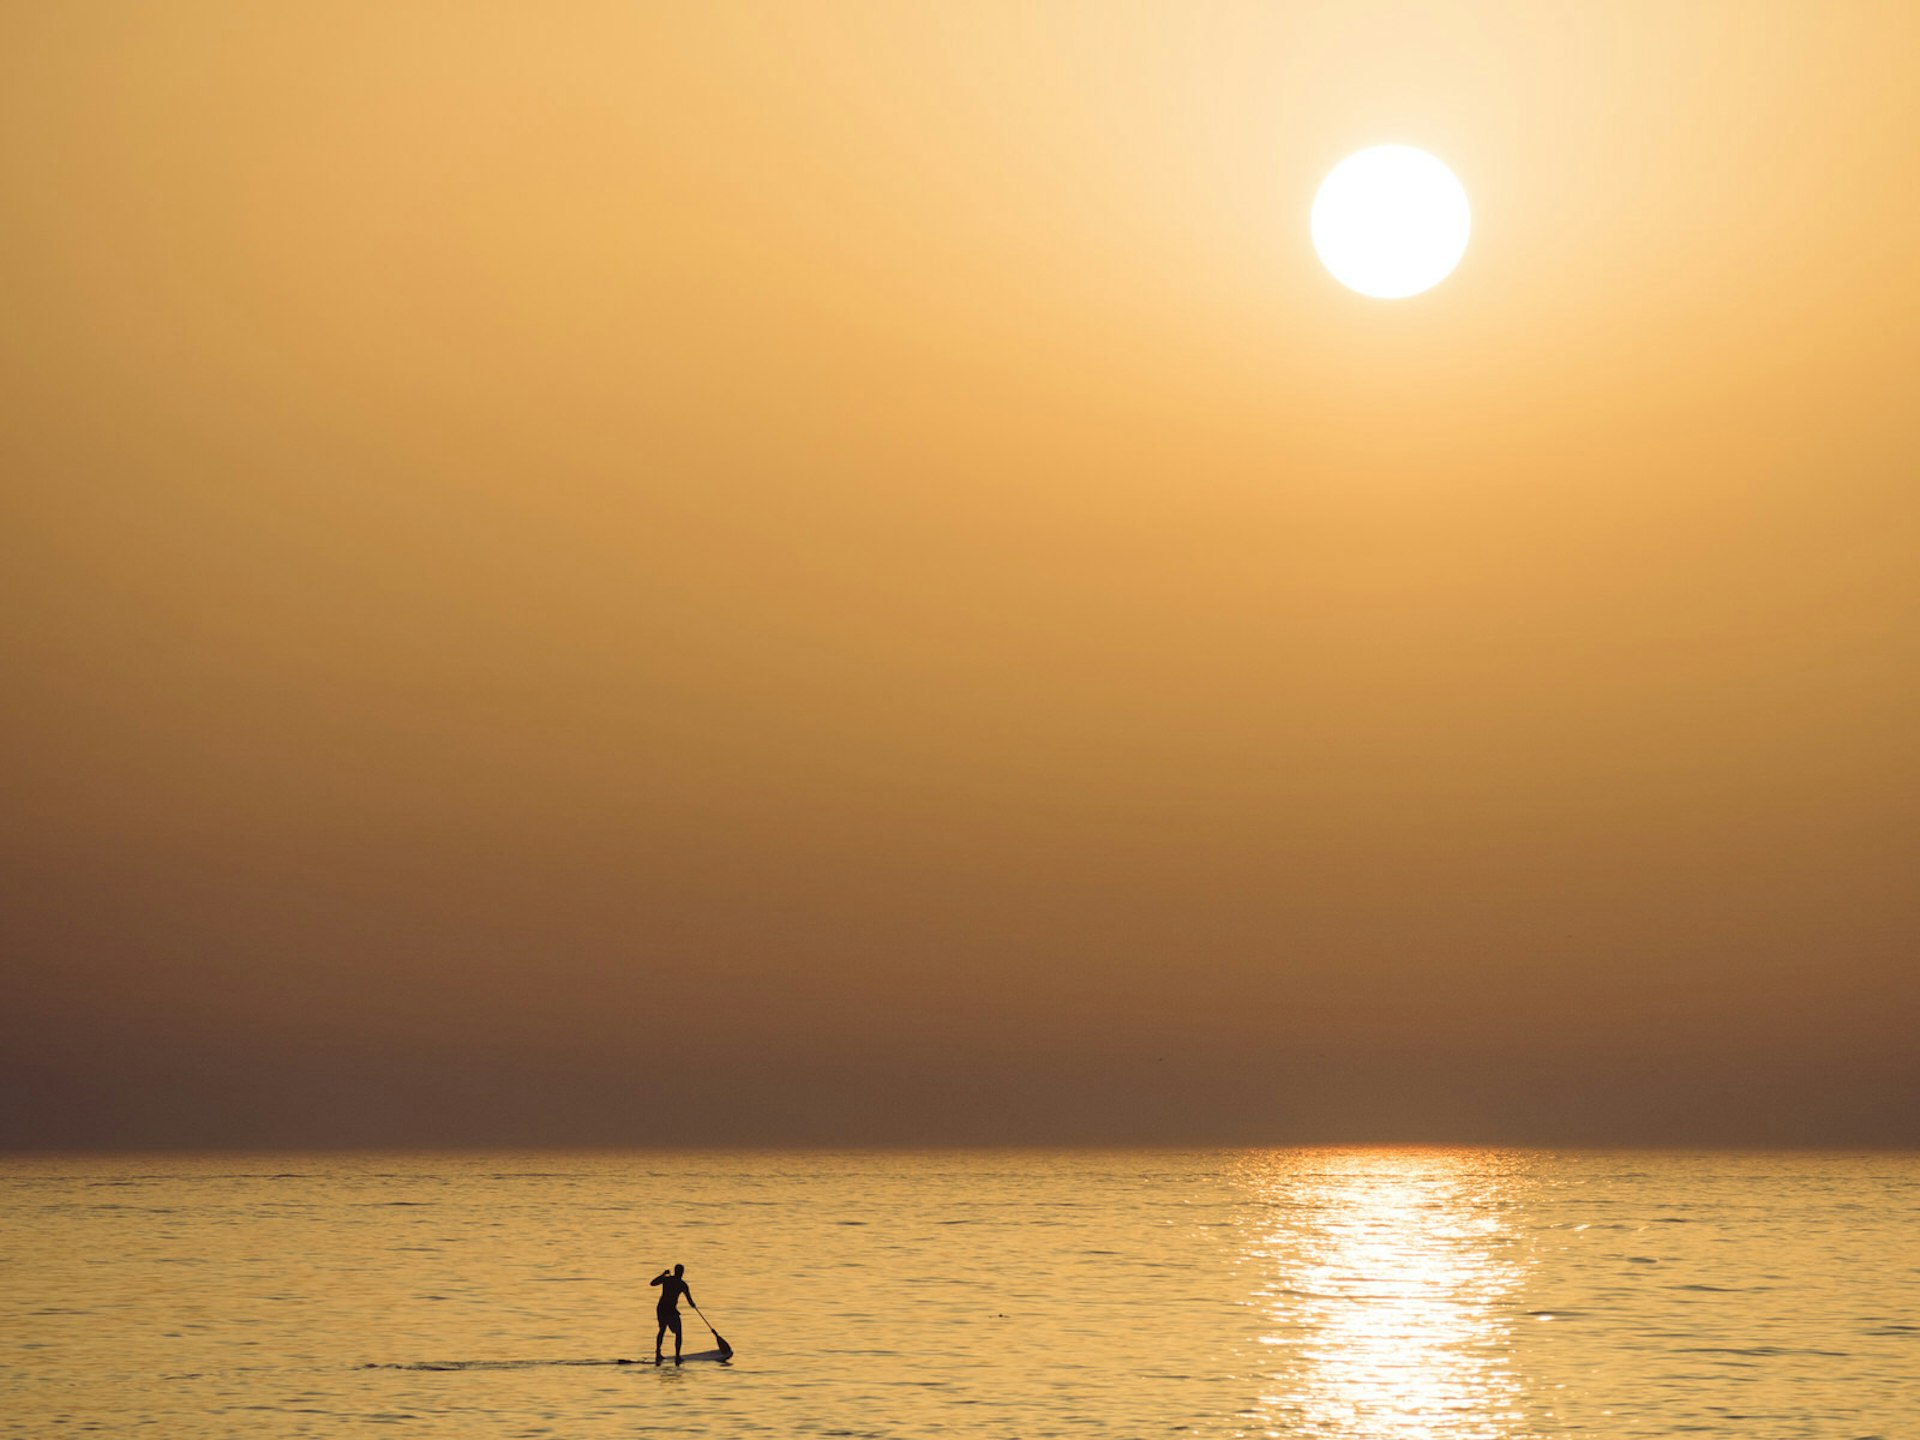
3, 1149, 1916, 1438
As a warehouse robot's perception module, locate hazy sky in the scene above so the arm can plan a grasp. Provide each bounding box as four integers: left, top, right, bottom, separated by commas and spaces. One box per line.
4, 1, 1917, 1148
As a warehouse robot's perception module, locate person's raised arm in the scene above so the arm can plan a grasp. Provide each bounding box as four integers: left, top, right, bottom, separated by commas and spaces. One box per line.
650, 1270, 670, 1287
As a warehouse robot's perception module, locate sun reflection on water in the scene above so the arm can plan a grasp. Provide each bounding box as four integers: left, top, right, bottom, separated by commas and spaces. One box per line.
1240, 1150, 1527, 1440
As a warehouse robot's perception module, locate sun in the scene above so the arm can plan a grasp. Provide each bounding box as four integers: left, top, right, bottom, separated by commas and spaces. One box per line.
1311, 146, 1471, 299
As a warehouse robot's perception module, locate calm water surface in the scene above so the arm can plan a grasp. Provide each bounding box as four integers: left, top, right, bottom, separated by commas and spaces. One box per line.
3, 1150, 1916, 1437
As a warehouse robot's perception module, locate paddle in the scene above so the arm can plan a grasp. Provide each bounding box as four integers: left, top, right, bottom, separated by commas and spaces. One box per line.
689, 1302, 733, 1360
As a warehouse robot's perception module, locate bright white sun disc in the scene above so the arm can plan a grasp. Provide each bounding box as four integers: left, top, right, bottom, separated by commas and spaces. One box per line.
1312, 145, 1470, 299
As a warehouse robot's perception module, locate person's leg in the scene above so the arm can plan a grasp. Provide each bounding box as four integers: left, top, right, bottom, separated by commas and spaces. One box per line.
672, 1312, 684, 1363
655, 1316, 666, 1362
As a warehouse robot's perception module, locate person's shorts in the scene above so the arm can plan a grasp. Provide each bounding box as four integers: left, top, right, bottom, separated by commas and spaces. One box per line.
657, 1307, 682, 1333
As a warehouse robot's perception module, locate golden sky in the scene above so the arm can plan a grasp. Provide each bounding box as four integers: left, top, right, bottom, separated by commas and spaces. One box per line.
4, 1, 1917, 1145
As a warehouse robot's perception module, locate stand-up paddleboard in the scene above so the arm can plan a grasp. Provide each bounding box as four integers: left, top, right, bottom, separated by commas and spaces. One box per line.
619, 1348, 732, 1365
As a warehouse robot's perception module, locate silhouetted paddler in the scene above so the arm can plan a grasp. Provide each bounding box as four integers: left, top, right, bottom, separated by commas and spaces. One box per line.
651, 1263, 692, 1364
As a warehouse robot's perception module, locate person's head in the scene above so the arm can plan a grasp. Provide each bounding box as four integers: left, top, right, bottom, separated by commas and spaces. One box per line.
673, 1263, 684, 1277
